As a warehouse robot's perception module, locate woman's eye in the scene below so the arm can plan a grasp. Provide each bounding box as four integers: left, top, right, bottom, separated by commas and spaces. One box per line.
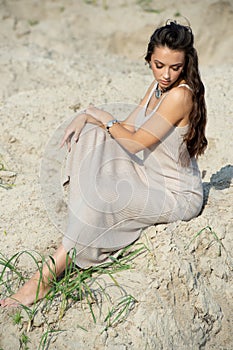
156, 64, 163, 69
173, 66, 181, 71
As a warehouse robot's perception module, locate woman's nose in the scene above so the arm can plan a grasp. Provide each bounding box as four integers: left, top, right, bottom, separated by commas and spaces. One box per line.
163, 68, 170, 80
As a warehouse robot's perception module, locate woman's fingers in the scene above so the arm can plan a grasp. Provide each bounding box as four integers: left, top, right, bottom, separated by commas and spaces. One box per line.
66, 138, 71, 152
60, 129, 74, 150
60, 126, 83, 151
60, 130, 70, 148
60, 114, 87, 151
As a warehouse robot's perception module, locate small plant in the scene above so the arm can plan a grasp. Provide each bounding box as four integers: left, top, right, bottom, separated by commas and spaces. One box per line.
104, 294, 137, 330
38, 328, 64, 350
137, 0, 163, 13
84, 0, 108, 9
84, 0, 96, 4
12, 310, 23, 325
185, 226, 225, 256
0, 157, 16, 190
44, 243, 145, 327
0, 250, 51, 331
0, 243, 146, 341
137, 0, 152, 6
28, 19, 39, 26
19, 332, 30, 350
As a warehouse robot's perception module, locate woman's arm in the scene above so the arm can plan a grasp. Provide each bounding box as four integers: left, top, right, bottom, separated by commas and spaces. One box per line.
87, 87, 192, 154
60, 81, 156, 150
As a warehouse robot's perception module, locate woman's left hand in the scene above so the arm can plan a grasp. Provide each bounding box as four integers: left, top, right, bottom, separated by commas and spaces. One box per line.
60, 113, 87, 151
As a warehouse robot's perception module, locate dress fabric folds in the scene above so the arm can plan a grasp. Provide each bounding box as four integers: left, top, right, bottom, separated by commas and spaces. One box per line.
62, 84, 203, 268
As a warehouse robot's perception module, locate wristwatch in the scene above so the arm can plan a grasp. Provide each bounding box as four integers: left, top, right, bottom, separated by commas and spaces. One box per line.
106, 119, 119, 133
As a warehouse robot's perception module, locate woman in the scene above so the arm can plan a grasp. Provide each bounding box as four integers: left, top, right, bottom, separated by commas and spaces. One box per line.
0, 20, 207, 307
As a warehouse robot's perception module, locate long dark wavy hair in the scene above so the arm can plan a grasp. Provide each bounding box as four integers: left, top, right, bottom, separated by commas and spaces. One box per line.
145, 20, 207, 158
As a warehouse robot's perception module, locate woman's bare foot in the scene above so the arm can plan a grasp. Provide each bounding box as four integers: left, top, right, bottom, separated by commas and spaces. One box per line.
0, 244, 71, 308
0, 272, 51, 307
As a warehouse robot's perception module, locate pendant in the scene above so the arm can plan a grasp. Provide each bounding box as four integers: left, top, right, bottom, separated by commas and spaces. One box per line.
155, 87, 162, 99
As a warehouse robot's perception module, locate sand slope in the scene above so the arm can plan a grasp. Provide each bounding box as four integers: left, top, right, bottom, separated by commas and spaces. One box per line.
0, 1, 232, 349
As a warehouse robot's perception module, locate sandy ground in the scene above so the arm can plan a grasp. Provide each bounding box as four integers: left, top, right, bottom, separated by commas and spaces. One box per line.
0, 0, 233, 349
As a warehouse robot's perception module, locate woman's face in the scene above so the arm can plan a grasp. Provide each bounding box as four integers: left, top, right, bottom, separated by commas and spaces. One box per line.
150, 46, 185, 90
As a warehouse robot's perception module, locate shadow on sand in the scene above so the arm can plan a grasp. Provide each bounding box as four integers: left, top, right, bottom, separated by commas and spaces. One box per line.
202, 164, 233, 209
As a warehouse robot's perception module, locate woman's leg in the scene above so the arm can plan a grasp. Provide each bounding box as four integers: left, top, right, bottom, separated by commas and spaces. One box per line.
0, 244, 71, 307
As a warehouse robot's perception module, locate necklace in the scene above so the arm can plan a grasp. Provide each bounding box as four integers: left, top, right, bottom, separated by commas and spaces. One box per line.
155, 83, 167, 99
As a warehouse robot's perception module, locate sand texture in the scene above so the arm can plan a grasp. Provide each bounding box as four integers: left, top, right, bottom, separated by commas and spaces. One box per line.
0, 0, 233, 349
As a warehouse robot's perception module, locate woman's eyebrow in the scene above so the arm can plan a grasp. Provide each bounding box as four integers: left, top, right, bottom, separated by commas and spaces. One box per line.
154, 59, 163, 64
171, 63, 183, 67
154, 59, 183, 67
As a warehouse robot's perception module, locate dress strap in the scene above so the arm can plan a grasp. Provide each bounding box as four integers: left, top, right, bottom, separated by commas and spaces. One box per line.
145, 81, 157, 106
144, 82, 192, 118
178, 83, 192, 91
155, 83, 192, 111
143, 81, 157, 115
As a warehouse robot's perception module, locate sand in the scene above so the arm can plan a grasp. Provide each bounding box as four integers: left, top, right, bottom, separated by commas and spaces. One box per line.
0, 0, 232, 349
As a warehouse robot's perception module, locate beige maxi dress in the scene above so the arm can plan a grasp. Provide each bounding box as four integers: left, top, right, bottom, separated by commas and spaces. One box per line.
62, 84, 203, 268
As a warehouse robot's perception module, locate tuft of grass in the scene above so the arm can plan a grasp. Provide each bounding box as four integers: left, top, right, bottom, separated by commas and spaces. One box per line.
0, 250, 54, 332
185, 226, 226, 256
0, 243, 146, 341
84, 0, 96, 4
28, 19, 39, 26
44, 243, 145, 326
84, 0, 108, 9
136, 0, 163, 13
19, 332, 30, 350
38, 328, 64, 350
137, 0, 152, 5
103, 294, 136, 331
12, 310, 23, 325
174, 11, 181, 17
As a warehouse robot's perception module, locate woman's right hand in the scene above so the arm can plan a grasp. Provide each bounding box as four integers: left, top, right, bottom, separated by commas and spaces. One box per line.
60, 113, 87, 152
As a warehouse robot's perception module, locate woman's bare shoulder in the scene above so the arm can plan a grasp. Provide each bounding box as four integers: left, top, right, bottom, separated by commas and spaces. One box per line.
166, 85, 193, 107
170, 84, 192, 97
157, 85, 193, 121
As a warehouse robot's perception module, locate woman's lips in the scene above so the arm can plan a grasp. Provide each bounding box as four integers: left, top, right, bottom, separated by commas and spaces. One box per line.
160, 80, 170, 86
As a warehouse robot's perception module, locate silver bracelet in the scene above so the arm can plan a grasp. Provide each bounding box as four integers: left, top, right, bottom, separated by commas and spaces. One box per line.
106, 119, 119, 134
